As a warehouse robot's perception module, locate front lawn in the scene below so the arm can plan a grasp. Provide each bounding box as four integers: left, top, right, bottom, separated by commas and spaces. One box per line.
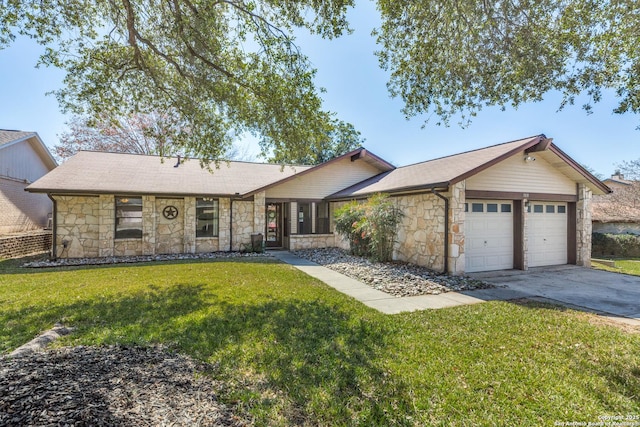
1, 257, 639, 425
592, 258, 640, 276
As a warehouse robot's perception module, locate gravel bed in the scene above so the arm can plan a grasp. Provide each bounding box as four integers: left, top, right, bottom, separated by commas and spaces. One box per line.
293, 248, 493, 297
0, 345, 246, 426
23, 251, 271, 268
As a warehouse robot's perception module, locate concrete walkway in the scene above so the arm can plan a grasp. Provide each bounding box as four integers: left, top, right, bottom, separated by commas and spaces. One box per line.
270, 251, 523, 314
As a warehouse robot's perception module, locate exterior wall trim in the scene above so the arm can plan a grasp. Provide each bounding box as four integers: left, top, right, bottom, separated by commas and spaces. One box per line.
466, 190, 578, 202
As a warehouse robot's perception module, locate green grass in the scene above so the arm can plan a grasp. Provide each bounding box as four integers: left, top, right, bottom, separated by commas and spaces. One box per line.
593, 258, 640, 276
2, 256, 639, 426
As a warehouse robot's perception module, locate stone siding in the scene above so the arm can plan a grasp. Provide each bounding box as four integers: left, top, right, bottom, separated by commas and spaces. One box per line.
232, 200, 254, 251
54, 195, 100, 258
289, 234, 335, 251
447, 182, 466, 275
577, 184, 593, 267
98, 195, 115, 257
393, 193, 446, 272
54, 194, 248, 258
114, 239, 143, 256
0, 230, 52, 259
155, 198, 185, 254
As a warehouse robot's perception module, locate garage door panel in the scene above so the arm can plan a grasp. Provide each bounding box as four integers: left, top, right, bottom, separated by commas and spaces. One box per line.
465, 200, 513, 273
527, 202, 567, 268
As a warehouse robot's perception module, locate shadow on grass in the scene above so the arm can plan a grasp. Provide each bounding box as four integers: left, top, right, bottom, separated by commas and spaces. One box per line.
2, 281, 413, 425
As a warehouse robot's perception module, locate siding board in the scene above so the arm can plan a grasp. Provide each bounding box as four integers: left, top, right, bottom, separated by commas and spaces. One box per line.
467, 152, 576, 194
265, 157, 382, 199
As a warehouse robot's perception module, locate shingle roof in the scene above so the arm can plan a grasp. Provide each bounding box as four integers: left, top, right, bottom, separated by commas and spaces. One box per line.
592, 182, 640, 222
26, 151, 313, 196
329, 136, 545, 198
0, 130, 36, 147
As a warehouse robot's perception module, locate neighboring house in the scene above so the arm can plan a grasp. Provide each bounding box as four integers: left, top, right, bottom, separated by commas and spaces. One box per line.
592, 172, 640, 235
26, 134, 609, 274
0, 130, 57, 234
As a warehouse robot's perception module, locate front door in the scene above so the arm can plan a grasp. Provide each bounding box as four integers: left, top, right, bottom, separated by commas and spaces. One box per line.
266, 203, 282, 247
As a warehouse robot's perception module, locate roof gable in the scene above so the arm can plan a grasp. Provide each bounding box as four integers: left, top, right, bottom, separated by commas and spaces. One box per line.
329, 135, 610, 199
0, 130, 57, 171
246, 148, 395, 198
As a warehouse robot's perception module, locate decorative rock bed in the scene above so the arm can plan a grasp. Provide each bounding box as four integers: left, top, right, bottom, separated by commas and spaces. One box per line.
293, 248, 493, 297
22, 251, 271, 268
0, 345, 246, 426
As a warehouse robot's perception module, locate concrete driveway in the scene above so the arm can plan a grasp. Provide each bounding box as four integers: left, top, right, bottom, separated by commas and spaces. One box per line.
469, 265, 640, 321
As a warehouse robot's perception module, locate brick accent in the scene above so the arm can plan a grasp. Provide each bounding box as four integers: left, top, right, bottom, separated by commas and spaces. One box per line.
0, 230, 52, 259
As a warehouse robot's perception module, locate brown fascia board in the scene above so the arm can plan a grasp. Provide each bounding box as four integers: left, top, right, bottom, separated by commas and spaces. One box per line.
240, 147, 395, 198
448, 135, 546, 185
547, 143, 612, 195
326, 180, 450, 201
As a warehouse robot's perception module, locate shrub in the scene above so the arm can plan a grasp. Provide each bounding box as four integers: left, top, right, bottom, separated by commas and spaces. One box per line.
592, 232, 640, 258
334, 193, 403, 262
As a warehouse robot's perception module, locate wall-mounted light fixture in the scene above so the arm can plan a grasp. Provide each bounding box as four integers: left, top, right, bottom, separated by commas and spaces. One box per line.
524, 155, 536, 163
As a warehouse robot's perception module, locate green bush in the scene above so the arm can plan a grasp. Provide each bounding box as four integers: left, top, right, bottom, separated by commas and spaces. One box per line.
334, 193, 403, 262
592, 232, 640, 258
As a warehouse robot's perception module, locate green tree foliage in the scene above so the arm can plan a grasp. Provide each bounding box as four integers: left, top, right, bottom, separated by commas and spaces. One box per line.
375, 1, 640, 127
269, 118, 364, 164
0, 0, 357, 160
334, 194, 403, 262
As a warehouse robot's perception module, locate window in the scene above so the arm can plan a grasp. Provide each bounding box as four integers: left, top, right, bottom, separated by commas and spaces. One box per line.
533, 204, 543, 213
472, 203, 484, 213
115, 197, 143, 239
316, 202, 330, 234
546, 205, 555, 213
196, 198, 219, 237
298, 203, 312, 234
501, 204, 512, 213
487, 203, 498, 213
558, 205, 566, 214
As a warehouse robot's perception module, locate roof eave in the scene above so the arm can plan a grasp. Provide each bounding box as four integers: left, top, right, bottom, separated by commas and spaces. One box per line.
547, 143, 612, 195
24, 187, 243, 198
326, 181, 450, 201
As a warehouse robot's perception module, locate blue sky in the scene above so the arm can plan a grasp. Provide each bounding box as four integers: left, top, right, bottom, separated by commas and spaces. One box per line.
0, 1, 637, 177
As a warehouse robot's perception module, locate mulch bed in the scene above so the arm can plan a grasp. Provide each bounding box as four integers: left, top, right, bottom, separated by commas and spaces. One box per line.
0, 345, 247, 426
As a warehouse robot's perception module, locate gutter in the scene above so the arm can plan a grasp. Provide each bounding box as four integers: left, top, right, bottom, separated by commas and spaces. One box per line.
431, 188, 449, 274
47, 194, 57, 260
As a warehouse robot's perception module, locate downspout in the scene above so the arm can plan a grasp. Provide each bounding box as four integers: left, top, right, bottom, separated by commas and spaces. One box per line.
432, 189, 449, 274
47, 194, 57, 260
